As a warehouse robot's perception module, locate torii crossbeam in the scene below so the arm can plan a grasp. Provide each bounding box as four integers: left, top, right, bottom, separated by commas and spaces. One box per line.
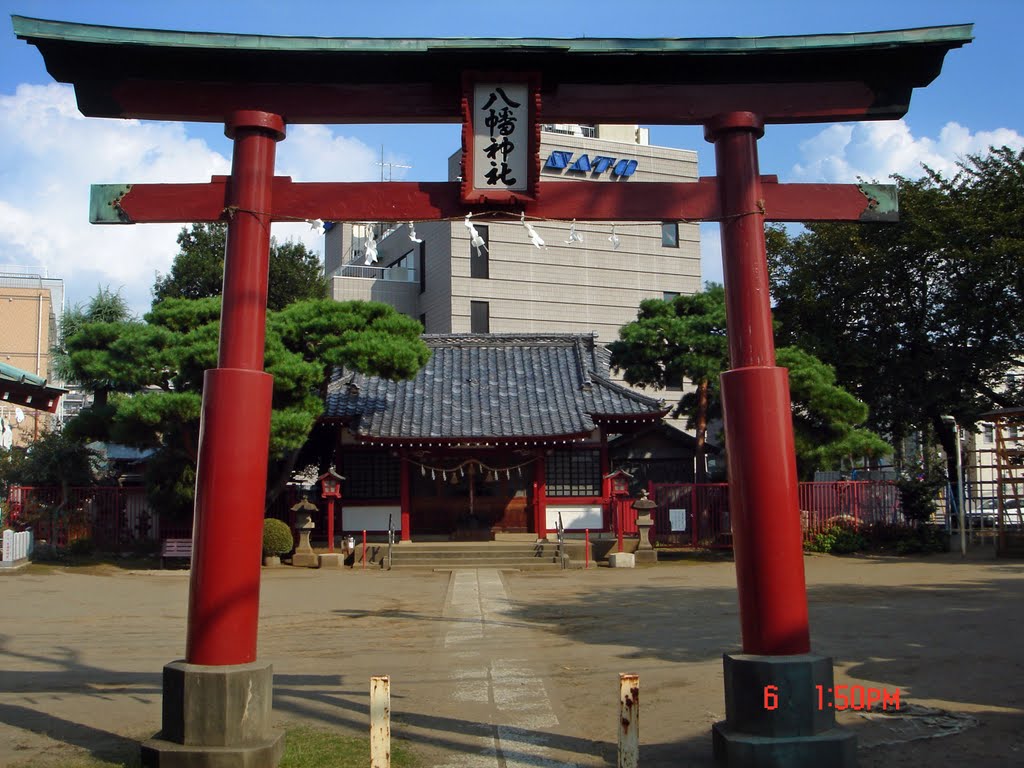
15, 16, 971, 768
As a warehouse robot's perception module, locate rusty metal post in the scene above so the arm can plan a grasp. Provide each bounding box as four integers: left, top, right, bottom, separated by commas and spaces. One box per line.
370, 675, 391, 768
618, 673, 639, 768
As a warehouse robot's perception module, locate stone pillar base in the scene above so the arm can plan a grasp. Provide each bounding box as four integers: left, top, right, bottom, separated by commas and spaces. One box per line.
712, 653, 857, 767
608, 552, 635, 568
140, 660, 284, 768
291, 552, 319, 568
318, 553, 344, 568
633, 549, 658, 564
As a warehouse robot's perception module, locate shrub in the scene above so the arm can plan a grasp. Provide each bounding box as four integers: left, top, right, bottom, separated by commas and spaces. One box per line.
896, 466, 945, 526
805, 525, 866, 555
806, 529, 837, 553
66, 537, 96, 556
895, 528, 950, 555
263, 518, 294, 556
830, 527, 867, 554
862, 521, 907, 547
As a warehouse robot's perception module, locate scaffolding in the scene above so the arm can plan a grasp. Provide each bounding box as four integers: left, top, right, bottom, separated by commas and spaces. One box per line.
975, 408, 1024, 557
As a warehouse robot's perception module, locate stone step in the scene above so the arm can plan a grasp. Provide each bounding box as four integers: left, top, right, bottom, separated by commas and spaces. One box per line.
387, 541, 566, 570
391, 558, 563, 571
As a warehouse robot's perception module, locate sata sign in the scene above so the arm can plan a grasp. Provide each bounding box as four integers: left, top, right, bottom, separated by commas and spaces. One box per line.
544, 151, 638, 178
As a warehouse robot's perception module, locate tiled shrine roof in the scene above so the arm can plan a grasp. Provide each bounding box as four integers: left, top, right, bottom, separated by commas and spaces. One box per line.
326, 334, 665, 442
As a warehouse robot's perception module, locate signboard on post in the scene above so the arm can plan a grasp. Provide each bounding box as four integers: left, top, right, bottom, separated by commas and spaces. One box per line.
461, 74, 540, 204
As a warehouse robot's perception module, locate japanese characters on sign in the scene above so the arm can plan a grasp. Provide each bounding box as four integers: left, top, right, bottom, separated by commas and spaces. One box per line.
472, 82, 529, 194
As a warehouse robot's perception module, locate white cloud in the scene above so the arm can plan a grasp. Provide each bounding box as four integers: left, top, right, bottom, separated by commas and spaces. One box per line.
277, 124, 388, 182
0, 84, 385, 316
792, 120, 1024, 183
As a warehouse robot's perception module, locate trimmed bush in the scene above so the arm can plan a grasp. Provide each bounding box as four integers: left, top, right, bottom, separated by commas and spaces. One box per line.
263, 518, 294, 556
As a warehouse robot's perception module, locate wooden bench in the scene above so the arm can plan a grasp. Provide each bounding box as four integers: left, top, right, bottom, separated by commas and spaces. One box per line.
160, 538, 193, 568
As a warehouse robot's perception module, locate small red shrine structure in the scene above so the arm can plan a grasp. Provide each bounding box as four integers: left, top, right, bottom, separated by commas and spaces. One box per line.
14, 16, 971, 768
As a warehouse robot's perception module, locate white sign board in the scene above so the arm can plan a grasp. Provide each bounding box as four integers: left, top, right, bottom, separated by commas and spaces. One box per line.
547, 504, 604, 531
472, 83, 529, 193
669, 509, 688, 532
342, 505, 401, 532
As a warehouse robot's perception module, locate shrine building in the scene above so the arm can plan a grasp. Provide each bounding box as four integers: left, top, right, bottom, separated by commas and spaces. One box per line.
324, 332, 669, 541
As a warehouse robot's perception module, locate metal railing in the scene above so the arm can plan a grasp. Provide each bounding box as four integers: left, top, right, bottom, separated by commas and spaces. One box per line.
555, 511, 566, 569
541, 124, 598, 138
648, 480, 907, 548
333, 264, 417, 282
386, 514, 395, 570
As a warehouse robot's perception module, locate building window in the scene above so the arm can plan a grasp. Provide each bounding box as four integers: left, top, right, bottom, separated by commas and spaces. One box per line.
983, 424, 994, 444
661, 222, 679, 248
471, 225, 489, 278
546, 449, 602, 497
341, 452, 400, 499
419, 241, 426, 294
663, 291, 680, 302
470, 301, 490, 333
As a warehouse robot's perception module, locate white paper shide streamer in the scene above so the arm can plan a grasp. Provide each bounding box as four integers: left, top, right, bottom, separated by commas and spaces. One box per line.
521, 212, 546, 249
464, 213, 488, 256
565, 219, 584, 244
363, 225, 379, 265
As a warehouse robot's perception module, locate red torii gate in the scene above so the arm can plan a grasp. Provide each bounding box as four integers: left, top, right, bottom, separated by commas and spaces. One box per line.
15, 17, 970, 768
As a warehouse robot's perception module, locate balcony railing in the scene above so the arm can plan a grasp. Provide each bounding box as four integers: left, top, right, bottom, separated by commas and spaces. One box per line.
333, 264, 417, 282
541, 124, 598, 138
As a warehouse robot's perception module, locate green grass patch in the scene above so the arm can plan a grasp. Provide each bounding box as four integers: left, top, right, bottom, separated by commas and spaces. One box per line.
281, 726, 418, 768
8, 726, 419, 768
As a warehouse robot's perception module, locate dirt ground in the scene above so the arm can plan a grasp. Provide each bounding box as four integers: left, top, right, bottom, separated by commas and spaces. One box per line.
1, 548, 1023, 767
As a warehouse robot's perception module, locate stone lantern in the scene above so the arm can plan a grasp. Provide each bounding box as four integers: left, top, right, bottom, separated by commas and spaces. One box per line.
633, 489, 658, 564
290, 490, 320, 568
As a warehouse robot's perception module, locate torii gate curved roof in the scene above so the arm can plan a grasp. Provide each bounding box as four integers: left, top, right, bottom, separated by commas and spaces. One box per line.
13, 16, 971, 126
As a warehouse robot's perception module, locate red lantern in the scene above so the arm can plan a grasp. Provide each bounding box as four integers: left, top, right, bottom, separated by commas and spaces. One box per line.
318, 468, 344, 499
605, 469, 633, 496
318, 468, 344, 553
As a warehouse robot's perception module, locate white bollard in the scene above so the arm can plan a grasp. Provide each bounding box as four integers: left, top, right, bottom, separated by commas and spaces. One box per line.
370, 675, 391, 768
618, 673, 639, 768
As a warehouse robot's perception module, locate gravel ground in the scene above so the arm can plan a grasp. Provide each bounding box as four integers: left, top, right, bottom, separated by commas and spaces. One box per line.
1, 548, 1022, 767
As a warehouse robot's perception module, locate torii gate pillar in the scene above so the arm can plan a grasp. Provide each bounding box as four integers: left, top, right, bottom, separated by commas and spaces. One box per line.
706, 113, 855, 764
141, 111, 287, 768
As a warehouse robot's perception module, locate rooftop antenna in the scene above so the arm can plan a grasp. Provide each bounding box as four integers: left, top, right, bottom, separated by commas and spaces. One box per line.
377, 145, 412, 181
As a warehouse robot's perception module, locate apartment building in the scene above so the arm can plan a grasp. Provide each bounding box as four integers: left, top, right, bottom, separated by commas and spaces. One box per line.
0, 269, 65, 445
325, 124, 700, 343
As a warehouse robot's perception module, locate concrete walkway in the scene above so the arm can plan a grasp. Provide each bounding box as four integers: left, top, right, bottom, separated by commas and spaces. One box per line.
434, 569, 569, 768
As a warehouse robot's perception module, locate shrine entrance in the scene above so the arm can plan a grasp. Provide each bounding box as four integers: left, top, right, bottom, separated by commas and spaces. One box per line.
408, 454, 534, 538
15, 16, 971, 768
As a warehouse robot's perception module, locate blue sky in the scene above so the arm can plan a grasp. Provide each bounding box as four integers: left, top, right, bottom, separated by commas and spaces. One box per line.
2, 0, 1022, 314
